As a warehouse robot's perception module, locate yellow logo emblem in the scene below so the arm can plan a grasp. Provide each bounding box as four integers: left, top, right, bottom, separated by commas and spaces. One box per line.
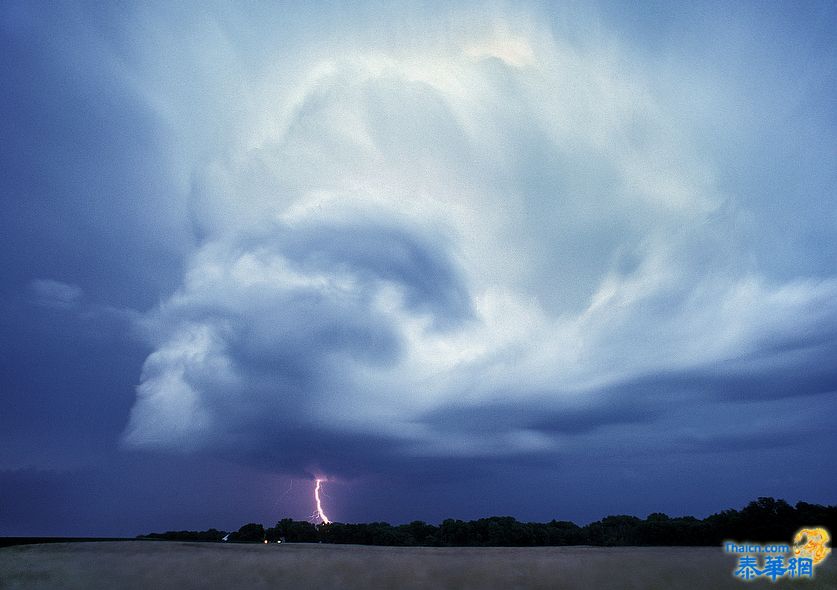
793, 528, 831, 565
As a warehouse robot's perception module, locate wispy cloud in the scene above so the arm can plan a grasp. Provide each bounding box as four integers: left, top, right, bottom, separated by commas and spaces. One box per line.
30, 279, 83, 309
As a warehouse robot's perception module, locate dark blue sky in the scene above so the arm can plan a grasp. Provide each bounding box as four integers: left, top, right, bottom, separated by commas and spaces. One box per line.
2, 1, 836, 536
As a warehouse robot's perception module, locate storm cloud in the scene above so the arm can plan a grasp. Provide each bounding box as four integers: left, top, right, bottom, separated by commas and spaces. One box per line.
116, 4, 837, 477
2, 0, 835, 531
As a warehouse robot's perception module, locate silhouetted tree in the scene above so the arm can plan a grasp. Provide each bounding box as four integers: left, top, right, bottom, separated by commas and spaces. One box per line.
269, 518, 317, 542
229, 523, 265, 543
139, 528, 227, 542
141, 497, 837, 548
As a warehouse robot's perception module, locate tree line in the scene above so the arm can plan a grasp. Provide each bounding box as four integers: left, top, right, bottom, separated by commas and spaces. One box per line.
139, 497, 836, 547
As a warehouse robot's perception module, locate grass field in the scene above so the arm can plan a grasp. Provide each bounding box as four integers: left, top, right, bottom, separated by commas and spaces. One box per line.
1, 541, 835, 589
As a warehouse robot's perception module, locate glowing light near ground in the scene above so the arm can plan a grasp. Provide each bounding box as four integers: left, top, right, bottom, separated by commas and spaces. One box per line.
314, 478, 331, 524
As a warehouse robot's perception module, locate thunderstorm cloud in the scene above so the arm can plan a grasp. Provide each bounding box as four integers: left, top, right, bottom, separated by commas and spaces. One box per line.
2, 0, 836, 530
114, 5, 837, 476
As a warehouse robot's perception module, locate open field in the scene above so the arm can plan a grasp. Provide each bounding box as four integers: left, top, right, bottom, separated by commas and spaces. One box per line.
1, 541, 835, 589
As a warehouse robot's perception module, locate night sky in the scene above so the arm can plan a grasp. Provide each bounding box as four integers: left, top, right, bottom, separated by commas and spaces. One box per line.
2, 1, 836, 536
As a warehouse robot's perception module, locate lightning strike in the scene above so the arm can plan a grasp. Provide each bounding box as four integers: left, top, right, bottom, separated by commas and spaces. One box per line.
314, 478, 331, 524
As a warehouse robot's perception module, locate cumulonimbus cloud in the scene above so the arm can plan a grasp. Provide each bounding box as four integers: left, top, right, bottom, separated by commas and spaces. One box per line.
121, 5, 837, 478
